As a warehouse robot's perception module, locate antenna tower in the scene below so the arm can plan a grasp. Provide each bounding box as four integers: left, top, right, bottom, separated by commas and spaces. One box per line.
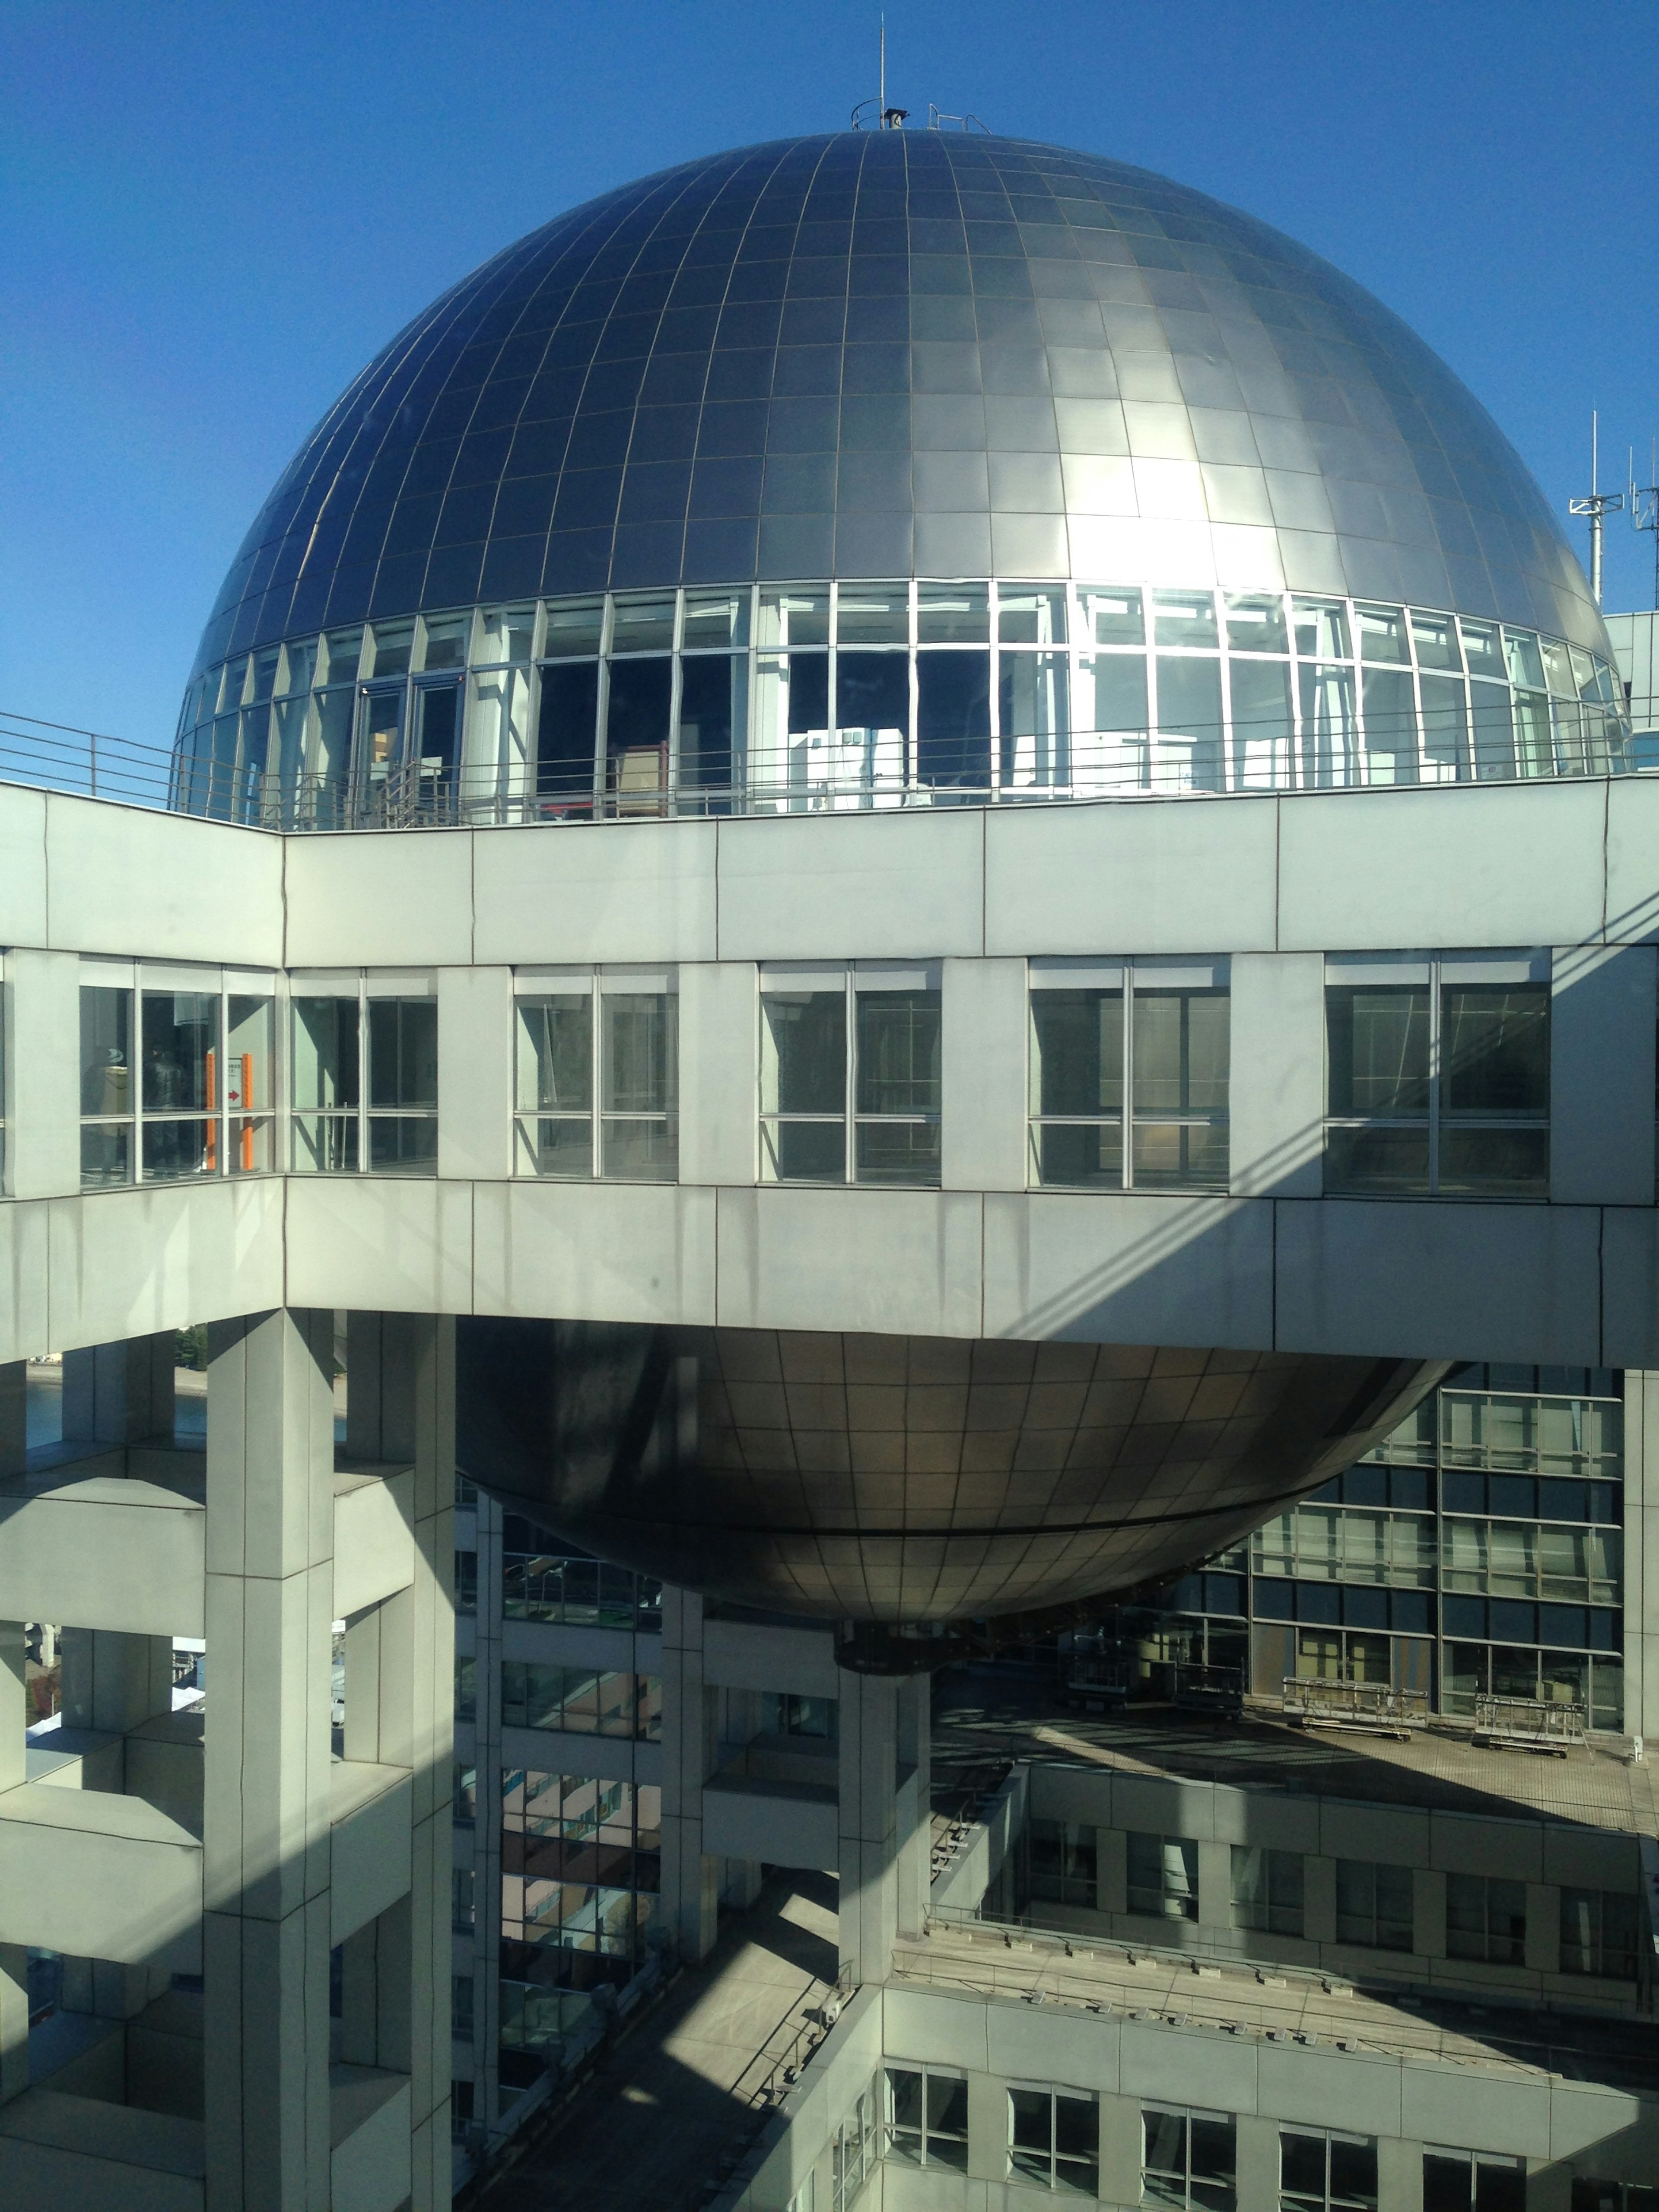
1569, 410, 1623, 607
1629, 437, 1659, 612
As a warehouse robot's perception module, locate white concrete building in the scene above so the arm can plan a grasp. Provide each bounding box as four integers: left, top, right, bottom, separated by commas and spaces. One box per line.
4, 121, 1659, 2212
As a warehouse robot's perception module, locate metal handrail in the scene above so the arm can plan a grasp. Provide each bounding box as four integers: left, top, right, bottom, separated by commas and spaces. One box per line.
1, 705, 1645, 832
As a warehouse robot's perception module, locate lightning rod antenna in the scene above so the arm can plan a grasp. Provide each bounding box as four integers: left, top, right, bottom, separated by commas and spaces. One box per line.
1570, 407, 1623, 607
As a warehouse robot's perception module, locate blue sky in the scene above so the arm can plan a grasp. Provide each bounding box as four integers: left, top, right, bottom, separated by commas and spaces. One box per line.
3, 0, 1656, 745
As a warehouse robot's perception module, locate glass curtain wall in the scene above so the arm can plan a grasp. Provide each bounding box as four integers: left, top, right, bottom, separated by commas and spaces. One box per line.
177, 583, 1630, 827
1090, 1365, 1625, 1731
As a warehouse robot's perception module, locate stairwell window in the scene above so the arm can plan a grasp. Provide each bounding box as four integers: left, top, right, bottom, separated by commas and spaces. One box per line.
1325, 951, 1549, 1196
514, 968, 678, 1180
1029, 957, 1229, 1190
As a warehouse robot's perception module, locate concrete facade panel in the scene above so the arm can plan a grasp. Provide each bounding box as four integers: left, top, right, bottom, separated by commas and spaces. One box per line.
281, 1178, 475, 1317
700, 1783, 836, 1869
437, 967, 514, 1182
1550, 944, 1657, 1205
328, 1771, 413, 1947
1255, 2045, 1402, 2136
44, 796, 283, 967
0, 786, 48, 948
678, 962, 759, 1186
1228, 953, 1325, 1200
880, 1986, 992, 2073
0, 1203, 50, 1366
1598, 1210, 1659, 1370
1276, 780, 1607, 953
986, 2002, 1118, 2094
1399, 2065, 1552, 2157
942, 958, 1029, 1194
714, 1186, 983, 1337
715, 811, 983, 960
985, 797, 1278, 957
1605, 772, 1659, 941
1273, 1198, 1602, 1363
0, 1475, 205, 1638
472, 819, 717, 966
1117, 2020, 1258, 2107
471, 1180, 717, 1323
0, 1782, 201, 1964
46, 1181, 286, 1354
282, 830, 474, 969
982, 1192, 1273, 1349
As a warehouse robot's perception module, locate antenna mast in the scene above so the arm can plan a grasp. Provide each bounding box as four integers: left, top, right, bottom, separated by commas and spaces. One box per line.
1570, 409, 1624, 607
1630, 436, 1659, 613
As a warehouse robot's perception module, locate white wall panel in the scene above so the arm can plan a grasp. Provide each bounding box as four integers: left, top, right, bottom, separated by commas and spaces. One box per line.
436, 967, 513, 1182
714, 1186, 983, 1337
1550, 943, 1656, 1205
45, 1180, 285, 1354
715, 810, 983, 960
1275, 1197, 1602, 1364
677, 962, 758, 1186
1605, 770, 1659, 941
6, 948, 81, 1200
1278, 780, 1607, 953
0, 1201, 49, 1364
280, 1177, 474, 1317
472, 818, 716, 966
982, 1191, 1274, 1350
941, 957, 1028, 1192
0, 786, 48, 947
985, 795, 1278, 957
470, 1179, 716, 1324
283, 830, 474, 968
44, 795, 283, 966
1228, 953, 1324, 1200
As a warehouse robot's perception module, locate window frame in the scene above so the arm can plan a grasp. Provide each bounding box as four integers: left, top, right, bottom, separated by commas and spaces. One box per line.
1126, 1830, 1200, 1923
759, 960, 942, 1188
1028, 955, 1230, 1192
1323, 950, 1550, 1198
1142, 2101, 1237, 2212
1008, 2082, 1100, 2196
1280, 2127, 1379, 2212
79, 960, 281, 1192
883, 2063, 969, 2171
289, 969, 437, 1178
513, 966, 679, 1182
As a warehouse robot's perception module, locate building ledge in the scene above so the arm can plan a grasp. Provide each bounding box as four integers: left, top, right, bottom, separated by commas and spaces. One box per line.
0, 2083, 205, 2178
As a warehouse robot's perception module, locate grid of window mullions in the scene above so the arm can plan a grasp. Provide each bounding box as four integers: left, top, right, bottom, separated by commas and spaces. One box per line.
79, 978, 278, 1189
1324, 955, 1549, 1197
760, 968, 940, 1186
289, 983, 438, 1176
184, 581, 1629, 826
514, 979, 678, 1181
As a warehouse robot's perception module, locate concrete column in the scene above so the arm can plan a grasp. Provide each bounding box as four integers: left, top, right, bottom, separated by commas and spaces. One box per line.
895, 1672, 931, 1940
1622, 1371, 1659, 1745
436, 967, 513, 1182
0, 1614, 26, 2103
837, 1672, 902, 1985
344, 1310, 455, 2210
202, 1307, 337, 2212
62, 1330, 176, 1445
468, 1485, 505, 2145
659, 1585, 718, 1962
941, 956, 1028, 1191
60, 1627, 174, 1734
678, 963, 760, 1186
0, 1360, 24, 1478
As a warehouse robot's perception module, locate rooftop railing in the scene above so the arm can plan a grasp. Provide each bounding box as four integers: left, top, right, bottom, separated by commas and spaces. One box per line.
0, 706, 1642, 831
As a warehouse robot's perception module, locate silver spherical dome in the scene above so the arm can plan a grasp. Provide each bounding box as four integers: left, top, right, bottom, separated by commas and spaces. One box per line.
457, 1319, 1443, 1626
192, 127, 1605, 678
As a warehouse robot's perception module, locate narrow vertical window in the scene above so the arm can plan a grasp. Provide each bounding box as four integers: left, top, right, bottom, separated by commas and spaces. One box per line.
291, 993, 359, 1171
366, 992, 439, 1173
515, 976, 594, 1176
601, 975, 677, 1179
80, 976, 135, 1188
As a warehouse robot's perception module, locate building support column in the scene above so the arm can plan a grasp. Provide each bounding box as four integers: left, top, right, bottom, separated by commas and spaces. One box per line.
895, 1670, 931, 1941
0, 1606, 26, 2105
202, 1307, 336, 2212
838, 1672, 902, 1986
1623, 1371, 1659, 1746
660, 1586, 718, 1962
345, 1310, 455, 2211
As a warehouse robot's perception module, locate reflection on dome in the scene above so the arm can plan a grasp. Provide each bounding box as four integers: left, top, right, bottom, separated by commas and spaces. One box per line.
457, 1319, 1445, 1627
175, 129, 1624, 830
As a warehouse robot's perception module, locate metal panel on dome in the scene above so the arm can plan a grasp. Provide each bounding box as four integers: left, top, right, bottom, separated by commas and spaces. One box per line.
190, 129, 1608, 687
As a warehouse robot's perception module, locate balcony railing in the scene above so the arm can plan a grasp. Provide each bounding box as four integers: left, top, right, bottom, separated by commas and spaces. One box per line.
1, 704, 1642, 832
